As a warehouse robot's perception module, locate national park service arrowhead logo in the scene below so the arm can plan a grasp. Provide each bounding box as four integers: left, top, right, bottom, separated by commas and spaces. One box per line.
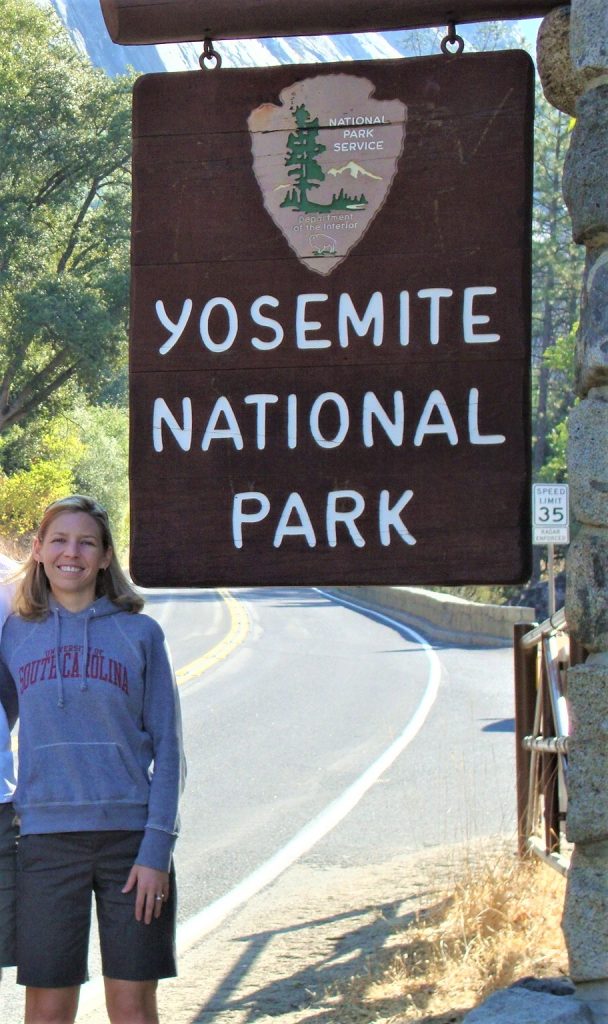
248, 75, 407, 276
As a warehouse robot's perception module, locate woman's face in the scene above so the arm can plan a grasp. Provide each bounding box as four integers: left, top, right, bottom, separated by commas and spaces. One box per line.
33, 511, 112, 612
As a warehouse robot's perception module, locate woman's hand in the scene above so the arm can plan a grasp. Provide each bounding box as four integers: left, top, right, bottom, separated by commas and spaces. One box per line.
122, 864, 170, 924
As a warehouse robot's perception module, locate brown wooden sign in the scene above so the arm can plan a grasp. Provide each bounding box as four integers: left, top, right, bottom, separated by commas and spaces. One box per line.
101, 0, 558, 44
130, 51, 534, 588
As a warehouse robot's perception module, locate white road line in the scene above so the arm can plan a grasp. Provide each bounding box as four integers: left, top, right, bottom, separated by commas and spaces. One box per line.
79, 591, 440, 1014
177, 591, 440, 952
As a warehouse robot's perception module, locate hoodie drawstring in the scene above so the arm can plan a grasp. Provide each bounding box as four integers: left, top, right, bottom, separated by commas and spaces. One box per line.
53, 607, 65, 709
81, 611, 91, 694
53, 605, 94, 707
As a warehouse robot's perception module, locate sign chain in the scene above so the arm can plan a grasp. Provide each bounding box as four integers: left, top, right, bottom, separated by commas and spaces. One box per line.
440, 22, 465, 55
199, 37, 222, 70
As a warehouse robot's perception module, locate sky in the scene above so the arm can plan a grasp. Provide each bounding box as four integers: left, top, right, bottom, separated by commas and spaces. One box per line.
517, 17, 541, 50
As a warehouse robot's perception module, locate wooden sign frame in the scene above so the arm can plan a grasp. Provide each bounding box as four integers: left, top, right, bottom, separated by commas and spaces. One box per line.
101, 0, 557, 44
129, 51, 534, 588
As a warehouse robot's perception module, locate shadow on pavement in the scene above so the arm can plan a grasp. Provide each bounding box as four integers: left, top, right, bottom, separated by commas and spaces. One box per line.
187, 891, 469, 1023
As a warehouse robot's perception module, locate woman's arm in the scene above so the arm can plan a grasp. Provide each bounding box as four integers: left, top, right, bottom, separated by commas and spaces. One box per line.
136, 620, 186, 872
0, 655, 18, 730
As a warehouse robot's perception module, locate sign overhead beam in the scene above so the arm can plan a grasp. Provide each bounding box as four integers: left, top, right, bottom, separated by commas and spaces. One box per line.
100, 0, 555, 45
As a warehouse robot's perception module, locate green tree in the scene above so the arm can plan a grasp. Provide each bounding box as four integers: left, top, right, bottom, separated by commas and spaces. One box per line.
0, 461, 74, 537
531, 93, 582, 482
0, 415, 83, 537
0, 400, 129, 551
283, 104, 326, 211
0, 0, 133, 434
537, 321, 579, 483
71, 403, 129, 556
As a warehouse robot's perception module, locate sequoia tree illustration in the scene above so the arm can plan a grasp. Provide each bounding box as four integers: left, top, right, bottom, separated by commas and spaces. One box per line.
281, 103, 368, 213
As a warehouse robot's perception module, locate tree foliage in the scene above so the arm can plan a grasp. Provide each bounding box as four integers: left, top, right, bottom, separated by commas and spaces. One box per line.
0, 461, 74, 536
0, 0, 133, 433
70, 403, 129, 554
0, 401, 128, 549
0, 416, 82, 536
531, 94, 582, 482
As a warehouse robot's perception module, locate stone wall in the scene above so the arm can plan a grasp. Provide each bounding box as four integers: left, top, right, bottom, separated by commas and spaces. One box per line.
538, 1, 608, 1011
326, 585, 535, 646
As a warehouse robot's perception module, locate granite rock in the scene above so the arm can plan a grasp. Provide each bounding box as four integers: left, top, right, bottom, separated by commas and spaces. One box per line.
563, 841, 608, 981
566, 665, 608, 843
568, 391, 608, 522
574, 254, 608, 395
566, 527, 608, 650
537, 7, 587, 116
563, 86, 608, 247
461, 985, 593, 1023
570, 0, 608, 75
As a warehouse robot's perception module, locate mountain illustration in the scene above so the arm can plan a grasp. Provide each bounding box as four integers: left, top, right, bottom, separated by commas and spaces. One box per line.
326, 161, 383, 181
274, 161, 381, 193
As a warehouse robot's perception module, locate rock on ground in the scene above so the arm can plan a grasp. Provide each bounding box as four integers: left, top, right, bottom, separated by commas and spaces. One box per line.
462, 984, 593, 1024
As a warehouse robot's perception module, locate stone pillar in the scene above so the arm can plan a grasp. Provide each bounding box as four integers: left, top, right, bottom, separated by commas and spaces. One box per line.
537, 4, 608, 1021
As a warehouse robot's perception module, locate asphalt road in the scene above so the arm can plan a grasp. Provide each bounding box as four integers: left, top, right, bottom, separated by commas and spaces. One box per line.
0, 586, 517, 1021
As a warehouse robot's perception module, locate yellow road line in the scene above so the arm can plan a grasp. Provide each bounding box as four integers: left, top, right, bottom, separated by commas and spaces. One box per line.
175, 588, 249, 686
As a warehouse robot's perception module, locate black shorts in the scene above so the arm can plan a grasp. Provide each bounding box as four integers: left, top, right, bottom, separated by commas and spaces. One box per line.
16, 831, 177, 988
0, 802, 17, 968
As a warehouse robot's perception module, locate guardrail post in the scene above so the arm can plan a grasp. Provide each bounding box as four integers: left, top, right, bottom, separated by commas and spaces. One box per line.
540, 647, 560, 854
514, 622, 538, 858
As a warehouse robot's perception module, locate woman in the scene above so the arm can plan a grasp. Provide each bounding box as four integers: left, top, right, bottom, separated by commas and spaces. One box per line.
0, 496, 185, 1024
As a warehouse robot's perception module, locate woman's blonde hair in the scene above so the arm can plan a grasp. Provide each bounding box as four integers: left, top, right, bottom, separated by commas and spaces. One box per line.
13, 495, 144, 621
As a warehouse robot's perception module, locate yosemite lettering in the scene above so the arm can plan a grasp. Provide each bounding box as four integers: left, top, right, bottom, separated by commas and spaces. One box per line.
155, 286, 500, 355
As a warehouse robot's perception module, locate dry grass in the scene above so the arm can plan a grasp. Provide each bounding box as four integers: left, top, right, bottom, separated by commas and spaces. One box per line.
323, 847, 568, 1024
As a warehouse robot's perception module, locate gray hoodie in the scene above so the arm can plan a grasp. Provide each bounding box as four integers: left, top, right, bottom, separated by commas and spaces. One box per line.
0, 596, 185, 872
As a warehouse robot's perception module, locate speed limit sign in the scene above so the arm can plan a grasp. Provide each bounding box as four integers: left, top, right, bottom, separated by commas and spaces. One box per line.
532, 483, 570, 544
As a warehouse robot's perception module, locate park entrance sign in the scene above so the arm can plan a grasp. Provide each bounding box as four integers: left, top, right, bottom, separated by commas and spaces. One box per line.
129, 51, 534, 587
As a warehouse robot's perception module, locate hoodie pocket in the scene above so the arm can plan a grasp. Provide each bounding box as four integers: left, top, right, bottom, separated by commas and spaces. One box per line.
21, 742, 150, 806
